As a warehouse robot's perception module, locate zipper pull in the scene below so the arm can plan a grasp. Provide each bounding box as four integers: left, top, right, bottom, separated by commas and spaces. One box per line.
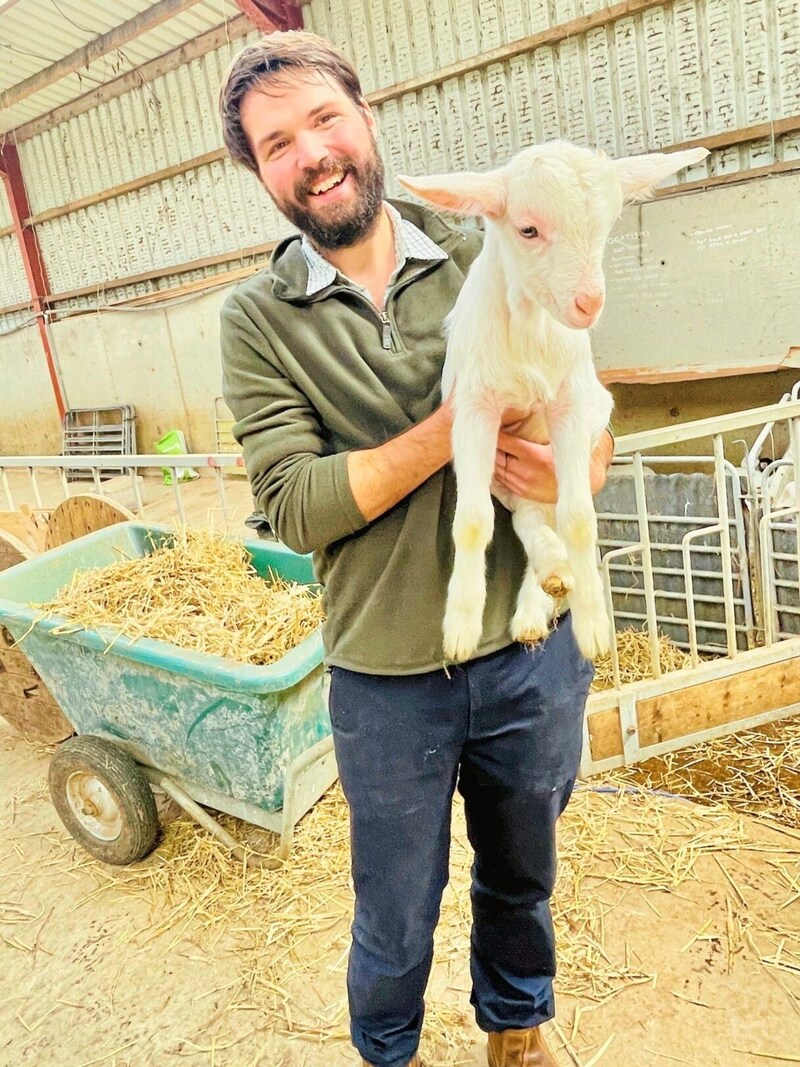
380, 313, 392, 350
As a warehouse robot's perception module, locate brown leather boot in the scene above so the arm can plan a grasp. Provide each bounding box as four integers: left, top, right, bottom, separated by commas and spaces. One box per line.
487, 1026, 557, 1067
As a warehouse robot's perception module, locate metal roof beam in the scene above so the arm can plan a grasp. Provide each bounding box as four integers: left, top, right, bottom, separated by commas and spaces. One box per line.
232, 0, 302, 32
0, 0, 208, 111
0, 144, 66, 419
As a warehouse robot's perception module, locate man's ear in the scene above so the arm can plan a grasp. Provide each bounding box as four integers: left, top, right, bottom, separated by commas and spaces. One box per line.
396, 171, 507, 219
358, 97, 377, 132
613, 147, 710, 201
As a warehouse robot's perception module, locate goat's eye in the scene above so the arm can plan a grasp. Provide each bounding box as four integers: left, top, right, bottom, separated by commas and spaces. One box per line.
518, 225, 540, 239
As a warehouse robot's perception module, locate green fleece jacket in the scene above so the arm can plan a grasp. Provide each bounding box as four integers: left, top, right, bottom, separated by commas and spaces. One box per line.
220, 200, 526, 673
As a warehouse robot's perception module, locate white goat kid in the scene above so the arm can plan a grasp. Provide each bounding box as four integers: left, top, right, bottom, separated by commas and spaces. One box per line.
399, 142, 708, 663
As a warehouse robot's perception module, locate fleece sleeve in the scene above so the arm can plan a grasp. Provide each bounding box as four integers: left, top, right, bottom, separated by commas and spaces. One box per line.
220, 294, 368, 555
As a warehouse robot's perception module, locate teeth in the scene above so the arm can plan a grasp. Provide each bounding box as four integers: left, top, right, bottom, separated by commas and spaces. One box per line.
311, 173, 344, 195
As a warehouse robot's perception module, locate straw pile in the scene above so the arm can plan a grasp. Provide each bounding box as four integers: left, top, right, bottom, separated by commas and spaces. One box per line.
39, 528, 324, 665
606, 718, 800, 829
592, 628, 695, 691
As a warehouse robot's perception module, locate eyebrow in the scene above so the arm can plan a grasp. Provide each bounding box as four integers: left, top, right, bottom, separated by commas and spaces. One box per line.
255, 102, 340, 152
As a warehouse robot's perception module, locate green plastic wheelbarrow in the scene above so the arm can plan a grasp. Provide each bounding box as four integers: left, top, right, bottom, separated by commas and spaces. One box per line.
0, 523, 337, 866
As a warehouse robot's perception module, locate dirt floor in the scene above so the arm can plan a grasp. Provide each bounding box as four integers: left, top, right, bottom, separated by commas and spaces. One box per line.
2, 718, 799, 1067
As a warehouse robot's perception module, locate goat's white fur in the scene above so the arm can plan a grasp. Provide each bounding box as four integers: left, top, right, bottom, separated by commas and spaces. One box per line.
398, 141, 709, 662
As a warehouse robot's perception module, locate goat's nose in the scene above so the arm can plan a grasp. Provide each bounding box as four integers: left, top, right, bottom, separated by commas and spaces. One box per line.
574, 292, 604, 317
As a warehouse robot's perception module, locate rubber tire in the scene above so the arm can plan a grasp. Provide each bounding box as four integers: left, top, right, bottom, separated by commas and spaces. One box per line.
48, 735, 159, 865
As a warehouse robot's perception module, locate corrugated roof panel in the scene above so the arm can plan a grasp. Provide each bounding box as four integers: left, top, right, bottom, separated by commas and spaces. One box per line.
0, 233, 29, 308
0, 0, 243, 132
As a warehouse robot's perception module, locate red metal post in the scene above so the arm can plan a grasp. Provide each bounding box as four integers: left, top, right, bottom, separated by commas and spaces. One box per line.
0, 142, 66, 422
232, 0, 303, 32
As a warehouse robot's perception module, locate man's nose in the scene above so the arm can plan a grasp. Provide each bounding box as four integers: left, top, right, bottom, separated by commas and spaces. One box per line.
295, 131, 328, 171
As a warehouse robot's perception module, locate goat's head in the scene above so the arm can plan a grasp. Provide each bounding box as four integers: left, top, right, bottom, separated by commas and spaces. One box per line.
398, 142, 709, 330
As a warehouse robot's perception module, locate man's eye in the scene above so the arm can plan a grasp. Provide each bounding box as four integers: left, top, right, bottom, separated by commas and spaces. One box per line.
519, 226, 540, 239
318, 113, 336, 125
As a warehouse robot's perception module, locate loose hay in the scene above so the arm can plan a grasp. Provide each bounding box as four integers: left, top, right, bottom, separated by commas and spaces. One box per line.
604, 718, 800, 830
592, 628, 695, 691
39, 528, 324, 665
74, 782, 747, 1062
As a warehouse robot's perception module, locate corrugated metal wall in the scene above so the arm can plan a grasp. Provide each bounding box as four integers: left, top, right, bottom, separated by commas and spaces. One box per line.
2, 0, 799, 328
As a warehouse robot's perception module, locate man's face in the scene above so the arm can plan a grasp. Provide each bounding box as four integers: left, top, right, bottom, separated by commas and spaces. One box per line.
240, 71, 385, 249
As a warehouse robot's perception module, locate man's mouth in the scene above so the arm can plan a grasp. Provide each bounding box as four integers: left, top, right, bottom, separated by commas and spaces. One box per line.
308, 171, 347, 196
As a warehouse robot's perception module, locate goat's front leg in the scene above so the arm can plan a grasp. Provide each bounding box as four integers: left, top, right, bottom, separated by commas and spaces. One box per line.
549, 415, 612, 660
444, 403, 500, 662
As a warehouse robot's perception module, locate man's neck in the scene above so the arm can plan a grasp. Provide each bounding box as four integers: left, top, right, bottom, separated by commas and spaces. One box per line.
312, 205, 396, 303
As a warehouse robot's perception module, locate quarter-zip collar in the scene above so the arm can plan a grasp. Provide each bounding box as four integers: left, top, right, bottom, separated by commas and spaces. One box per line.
269, 199, 467, 304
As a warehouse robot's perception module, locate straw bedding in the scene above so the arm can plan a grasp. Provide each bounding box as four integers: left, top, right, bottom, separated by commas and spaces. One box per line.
39, 528, 324, 666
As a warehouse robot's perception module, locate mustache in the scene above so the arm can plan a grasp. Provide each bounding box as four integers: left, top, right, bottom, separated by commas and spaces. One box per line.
295, 157, 356, 202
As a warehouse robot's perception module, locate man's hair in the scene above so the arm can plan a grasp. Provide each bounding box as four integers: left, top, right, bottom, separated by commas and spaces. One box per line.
219, 31, 365, 174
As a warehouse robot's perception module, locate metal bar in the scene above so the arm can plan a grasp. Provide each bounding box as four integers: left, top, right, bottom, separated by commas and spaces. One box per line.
616, 399, 800, 454
26, 467, 42, 509
632, 453, 662, 677
610, 608, 747, 635
0, 468, 13, 510
171, 471, 186, 526
600, 543, 645, 689
712, 433, 738, 657
608, 585, 744, 607
0, 144, 66, 420
131, 470, 145, 515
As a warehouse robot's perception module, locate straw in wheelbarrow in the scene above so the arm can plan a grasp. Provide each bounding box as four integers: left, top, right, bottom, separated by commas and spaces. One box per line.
39, 528, 324, 666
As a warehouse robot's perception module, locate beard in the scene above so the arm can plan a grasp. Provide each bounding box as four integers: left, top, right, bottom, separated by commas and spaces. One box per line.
274, 143, 386, 250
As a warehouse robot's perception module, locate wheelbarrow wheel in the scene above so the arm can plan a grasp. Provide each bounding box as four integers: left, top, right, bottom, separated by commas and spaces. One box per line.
48, 735, 159, 865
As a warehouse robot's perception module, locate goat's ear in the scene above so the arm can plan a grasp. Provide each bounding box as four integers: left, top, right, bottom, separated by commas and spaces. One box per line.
396, 172, 507, 219
613, 147, 709, 201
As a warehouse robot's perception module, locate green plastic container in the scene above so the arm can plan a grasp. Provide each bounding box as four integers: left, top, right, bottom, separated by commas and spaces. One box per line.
154, 429, 198, 484
0, 523, 327, 812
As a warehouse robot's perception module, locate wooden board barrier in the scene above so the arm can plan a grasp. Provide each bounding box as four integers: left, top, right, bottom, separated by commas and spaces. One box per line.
0, 530, 32, 572
0, 625, 73, 743
586, 650, 800, 764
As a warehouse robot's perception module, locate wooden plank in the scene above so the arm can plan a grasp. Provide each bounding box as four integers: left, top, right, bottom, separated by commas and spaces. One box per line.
38, 243, 276, 308
586, 705, 624, 762
0, 0, 208, 111
0, 647, 41, 679
0, 685, 74, 743
0, 530, 31, 572
11, 15, 253, 143
668, 114, 800, 155
25, 150, 228, 228
0, 509, 41, 553
44, 495, 135, 551
637, 656, 800, 748
368, 0, 677, 106
655, 159, 800, 199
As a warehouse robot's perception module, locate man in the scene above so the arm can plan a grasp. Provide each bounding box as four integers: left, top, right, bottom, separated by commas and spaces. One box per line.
218, 31, 613, 1067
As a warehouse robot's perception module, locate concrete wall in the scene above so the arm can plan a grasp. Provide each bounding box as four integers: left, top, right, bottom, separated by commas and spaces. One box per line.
53, 288, 230, 456
2, 169, 798, 456
0, 326, 63, 454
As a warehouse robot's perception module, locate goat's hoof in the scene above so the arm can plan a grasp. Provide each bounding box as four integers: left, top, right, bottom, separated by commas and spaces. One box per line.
571, 611, 613, 660
541, 572, 574, 599
511, 601, 553, 646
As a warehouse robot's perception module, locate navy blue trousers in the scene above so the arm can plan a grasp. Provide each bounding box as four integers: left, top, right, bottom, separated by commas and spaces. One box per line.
328, 616, 593, 1067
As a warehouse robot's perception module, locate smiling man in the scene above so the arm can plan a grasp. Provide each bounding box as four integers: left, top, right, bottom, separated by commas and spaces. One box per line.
219, 31, 613, 1067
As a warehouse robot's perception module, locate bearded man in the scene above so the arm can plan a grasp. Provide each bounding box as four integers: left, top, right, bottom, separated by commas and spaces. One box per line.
219, 30, 613, 1067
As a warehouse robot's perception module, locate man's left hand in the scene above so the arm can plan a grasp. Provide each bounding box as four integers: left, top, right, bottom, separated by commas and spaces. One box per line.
494, 427, 615, 504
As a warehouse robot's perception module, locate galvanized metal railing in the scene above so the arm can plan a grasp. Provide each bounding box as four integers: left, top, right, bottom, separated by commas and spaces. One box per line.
0, 453, 246, 527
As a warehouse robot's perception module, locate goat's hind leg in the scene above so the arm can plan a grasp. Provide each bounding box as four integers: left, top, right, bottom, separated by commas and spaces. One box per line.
510, 501, 572, 643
